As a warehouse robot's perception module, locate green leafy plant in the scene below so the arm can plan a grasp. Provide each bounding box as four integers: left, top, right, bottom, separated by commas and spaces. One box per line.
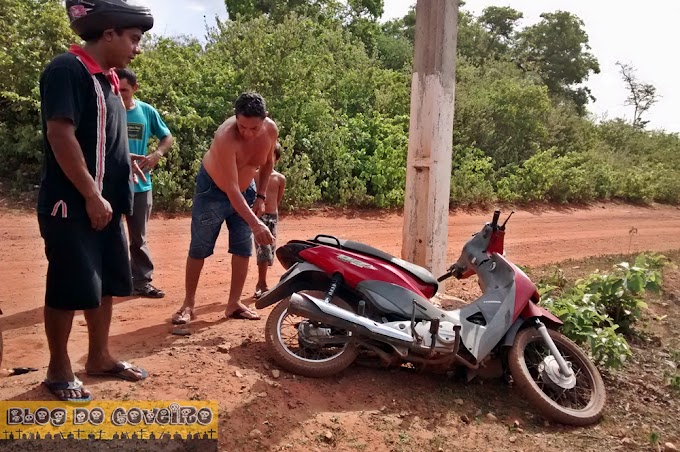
669, 375, 680, 392
649, 431, 660, 447
539, 267, 568, 291
540, 253, 666, 369
541, 291, 631, 369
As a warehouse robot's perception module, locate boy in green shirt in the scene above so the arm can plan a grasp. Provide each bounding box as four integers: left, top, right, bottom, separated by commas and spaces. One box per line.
116, 68, 173, 298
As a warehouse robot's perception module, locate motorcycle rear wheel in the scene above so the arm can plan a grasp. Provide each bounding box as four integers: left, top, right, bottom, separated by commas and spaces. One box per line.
509, 328, 606, 426
265, 294, 359, 378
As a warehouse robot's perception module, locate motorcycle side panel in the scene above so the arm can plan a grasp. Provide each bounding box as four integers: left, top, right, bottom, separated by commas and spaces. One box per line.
500, 257, 540, 321
452, 282, 517, 360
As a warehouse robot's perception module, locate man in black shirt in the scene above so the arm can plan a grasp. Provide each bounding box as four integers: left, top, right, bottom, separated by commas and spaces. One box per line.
38, 0, 154, 402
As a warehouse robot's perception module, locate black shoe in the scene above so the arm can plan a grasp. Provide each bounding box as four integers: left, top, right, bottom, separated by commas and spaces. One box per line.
133, 284, 165, 298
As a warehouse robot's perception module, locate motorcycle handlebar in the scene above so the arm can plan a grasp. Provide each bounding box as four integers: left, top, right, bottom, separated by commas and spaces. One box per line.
438, 263, 465, 282
491, 210, 501, 228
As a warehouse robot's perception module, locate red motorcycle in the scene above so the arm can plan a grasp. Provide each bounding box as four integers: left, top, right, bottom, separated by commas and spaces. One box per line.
256, 210, 606, 425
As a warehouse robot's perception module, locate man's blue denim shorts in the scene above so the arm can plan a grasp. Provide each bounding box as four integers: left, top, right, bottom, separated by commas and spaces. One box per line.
189, 164, 256, 259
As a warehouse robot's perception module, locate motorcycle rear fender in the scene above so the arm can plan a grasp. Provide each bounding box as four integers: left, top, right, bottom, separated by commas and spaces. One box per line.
255, 262, 331, 309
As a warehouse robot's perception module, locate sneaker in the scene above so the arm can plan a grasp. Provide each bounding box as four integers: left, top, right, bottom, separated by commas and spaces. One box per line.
133, 284, 165, 299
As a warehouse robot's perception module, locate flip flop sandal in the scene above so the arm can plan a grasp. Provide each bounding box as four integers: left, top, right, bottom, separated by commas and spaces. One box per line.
43, 378, 93, 402
227, 308, 261, 321
254, 288, 270, 299
172, 308, 195, 325
87, 361, 148, 382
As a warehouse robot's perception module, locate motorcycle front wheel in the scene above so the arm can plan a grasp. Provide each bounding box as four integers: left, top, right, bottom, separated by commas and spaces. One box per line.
509, 327, 606, 426
264, 294, 359, 378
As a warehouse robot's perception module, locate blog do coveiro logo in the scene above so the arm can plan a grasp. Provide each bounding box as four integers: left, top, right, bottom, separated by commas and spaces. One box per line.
0, 400, 219, 441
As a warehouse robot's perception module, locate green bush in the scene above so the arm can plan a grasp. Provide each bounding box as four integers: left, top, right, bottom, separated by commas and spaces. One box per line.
449, 146, 496, 207
540, 252, 666, 369
0, 0, 73, 186
454, 60, 551, 168
277, 147, 322, 210
541, 286, 631, 369
595, 255, 664, 332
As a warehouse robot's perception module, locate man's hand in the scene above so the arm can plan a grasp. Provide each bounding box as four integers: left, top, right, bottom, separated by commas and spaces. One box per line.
85, 192, 113, 230
138, 150, 162, 173
252, 220, 274, 246
252, 197, 265, 217
132, 160, 147, 184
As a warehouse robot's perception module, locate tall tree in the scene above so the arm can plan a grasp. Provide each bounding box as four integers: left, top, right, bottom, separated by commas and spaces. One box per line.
224, 0, 385, 55
478, 6, 523, 58
616, 61, 660, 129
381, 5, 414, 37
0, 0, 73, 110
223, 0, 383, 22
224, 0, 342, 22
456, 10, 490, 65
347, 0, 383, 19
514, 11, 600, 114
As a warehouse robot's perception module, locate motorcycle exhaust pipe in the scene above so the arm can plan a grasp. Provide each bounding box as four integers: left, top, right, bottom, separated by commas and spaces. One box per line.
287, 293, 415, 346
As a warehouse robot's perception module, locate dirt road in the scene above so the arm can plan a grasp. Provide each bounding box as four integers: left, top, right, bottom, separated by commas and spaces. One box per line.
1, 203, 679, 451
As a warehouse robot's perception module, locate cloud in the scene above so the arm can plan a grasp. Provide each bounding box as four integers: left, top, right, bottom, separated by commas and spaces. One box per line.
185, 1, 207, 12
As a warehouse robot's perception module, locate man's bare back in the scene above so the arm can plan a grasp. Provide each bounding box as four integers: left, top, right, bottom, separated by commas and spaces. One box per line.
263, 171, 286, 214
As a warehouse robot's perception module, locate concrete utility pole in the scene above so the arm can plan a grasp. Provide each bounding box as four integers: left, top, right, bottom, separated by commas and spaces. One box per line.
402, 0, 458, 279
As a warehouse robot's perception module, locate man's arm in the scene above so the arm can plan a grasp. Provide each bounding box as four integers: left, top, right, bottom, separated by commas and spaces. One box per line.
256, 144, 274, 195
138, 134, 173, 173
138, 105, 174, 172
156, 134, 174, 156
46, 119, 112, 230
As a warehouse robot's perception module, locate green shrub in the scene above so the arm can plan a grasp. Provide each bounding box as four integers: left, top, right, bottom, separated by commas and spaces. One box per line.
540, 253, 666, 369
277, 147, 322, 210
449, 146, 496, 207
541, 287, 631, 369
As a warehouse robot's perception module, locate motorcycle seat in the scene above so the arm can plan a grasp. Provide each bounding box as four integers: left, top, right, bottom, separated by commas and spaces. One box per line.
312, 236, 439, 291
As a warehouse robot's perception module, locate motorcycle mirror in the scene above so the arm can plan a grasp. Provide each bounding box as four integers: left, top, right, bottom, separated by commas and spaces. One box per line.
500, 211, 515, 230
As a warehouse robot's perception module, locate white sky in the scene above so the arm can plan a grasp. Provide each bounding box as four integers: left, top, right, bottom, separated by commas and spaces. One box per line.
141, 0, 679, 132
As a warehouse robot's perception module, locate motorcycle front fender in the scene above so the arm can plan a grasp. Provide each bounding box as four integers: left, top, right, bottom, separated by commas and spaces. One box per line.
521, 302, 563, 326
502, 303, 564, 347
255, 262, 331, 309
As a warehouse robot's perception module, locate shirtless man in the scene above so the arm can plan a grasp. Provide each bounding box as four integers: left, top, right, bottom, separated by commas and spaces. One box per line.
172, 92, 276, 324
254, 143, 286, 298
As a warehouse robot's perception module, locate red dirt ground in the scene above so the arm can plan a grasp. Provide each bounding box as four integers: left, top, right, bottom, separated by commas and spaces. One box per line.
1, 203, 679, 451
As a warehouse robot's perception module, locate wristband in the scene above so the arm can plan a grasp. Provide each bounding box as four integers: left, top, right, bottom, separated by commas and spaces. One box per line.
256, 193, 266, 201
